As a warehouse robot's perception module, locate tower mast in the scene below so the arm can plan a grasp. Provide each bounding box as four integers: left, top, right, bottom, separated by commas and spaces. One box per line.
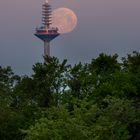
35, 0, 60, 56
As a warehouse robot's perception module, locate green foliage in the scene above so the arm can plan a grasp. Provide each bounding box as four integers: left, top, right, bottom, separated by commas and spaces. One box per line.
31, 56, 69, 107
122, 51, 140, 73
0, 52, 140, 140
0, 66, 20, 107
0, 108, 26, 140
23, 106, 89, 140
24, 97, 139, 140
90, 53, 120, 75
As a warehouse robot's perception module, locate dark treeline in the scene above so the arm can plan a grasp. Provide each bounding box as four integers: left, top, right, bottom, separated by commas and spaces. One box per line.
0, 51, 140, 140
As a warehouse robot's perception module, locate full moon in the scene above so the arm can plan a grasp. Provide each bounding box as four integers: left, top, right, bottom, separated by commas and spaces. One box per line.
52, 8, 78, 34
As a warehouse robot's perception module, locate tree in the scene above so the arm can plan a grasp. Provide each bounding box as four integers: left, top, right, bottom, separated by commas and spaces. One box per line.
122, 51, 140, 73
122, 51, 140, 100
23, 106, 89, 140
0, 52, 140, 140
0, 66, 27, 140
0, 66, 20, 107
89, 53, 120, 75
23, 96, 140, 140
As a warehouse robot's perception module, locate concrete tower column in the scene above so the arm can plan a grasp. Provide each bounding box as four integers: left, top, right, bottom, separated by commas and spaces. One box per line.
44, 41, 50, 56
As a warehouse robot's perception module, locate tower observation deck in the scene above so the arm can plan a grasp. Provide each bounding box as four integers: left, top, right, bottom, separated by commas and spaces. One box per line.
35, 0, 60, 56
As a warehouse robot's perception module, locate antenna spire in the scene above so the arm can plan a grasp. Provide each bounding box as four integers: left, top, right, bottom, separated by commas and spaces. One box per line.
42, 0, 52, 28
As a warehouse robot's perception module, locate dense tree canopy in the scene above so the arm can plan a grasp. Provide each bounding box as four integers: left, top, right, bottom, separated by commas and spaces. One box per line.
0, 52, 139, 140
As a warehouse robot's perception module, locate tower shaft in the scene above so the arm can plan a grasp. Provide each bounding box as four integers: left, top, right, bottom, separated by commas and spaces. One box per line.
44, 41, 50, 56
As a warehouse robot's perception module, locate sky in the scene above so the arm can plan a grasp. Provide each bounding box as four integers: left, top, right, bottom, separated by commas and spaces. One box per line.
0, 0, 140, 75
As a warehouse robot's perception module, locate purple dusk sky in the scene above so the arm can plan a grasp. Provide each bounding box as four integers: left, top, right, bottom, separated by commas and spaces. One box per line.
0, 0, 140, 74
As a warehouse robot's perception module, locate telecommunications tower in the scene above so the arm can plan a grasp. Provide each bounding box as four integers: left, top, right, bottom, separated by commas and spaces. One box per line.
35, 0, 60, 56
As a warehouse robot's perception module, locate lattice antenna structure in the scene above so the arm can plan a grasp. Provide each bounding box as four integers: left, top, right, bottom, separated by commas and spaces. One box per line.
42, 1, 52, 28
